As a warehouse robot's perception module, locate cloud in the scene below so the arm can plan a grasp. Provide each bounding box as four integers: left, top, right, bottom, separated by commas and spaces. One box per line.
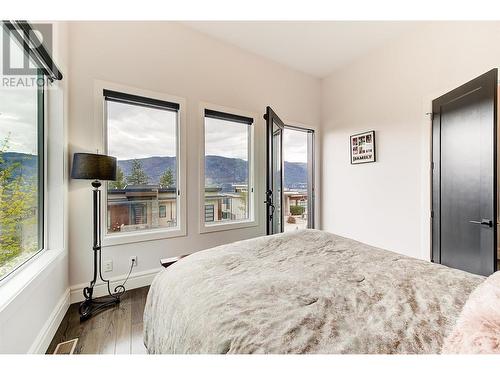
108, 103, 254, 162
0, 31, 39, 154
107, 101, 177, 160
205, 118, 249, 160
0, 85, 39, 154
283, 128, 308, 163
0, 82, 309, 168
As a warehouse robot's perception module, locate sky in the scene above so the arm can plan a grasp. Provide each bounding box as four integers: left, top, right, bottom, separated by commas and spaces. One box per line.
3, 93, 310, 164
0, 87, 38, 154
108, 103, 308, 164
107, 101, 177, 160
0, 35, 39, 155
109, 104, 254, 162
2, 83, 309, 164
283, 128, 308, 163
205, 117, 249, 160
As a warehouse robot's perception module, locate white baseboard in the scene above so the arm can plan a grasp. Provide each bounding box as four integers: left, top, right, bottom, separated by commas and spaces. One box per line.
29, 288, 70, 354
70, 267, 162, 304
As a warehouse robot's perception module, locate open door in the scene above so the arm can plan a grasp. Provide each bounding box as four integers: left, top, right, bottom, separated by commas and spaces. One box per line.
265, 106, 284, 234
432, 69, 498, 276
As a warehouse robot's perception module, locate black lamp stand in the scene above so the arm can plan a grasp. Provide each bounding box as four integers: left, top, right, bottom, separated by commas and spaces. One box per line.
78, 180, 124, 321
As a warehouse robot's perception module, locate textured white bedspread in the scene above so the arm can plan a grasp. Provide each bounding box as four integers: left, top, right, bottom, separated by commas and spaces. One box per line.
144, 230, 484, 354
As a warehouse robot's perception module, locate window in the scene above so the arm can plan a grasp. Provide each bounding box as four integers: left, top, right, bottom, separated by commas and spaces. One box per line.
204, 204, 214, 222
159, 205, 166, 218
0, 33, 44, 280
105, 89, 180, 235
203, 109, 253, 227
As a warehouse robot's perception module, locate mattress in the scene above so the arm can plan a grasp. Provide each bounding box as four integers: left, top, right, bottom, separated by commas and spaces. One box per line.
143, 229, 484, 354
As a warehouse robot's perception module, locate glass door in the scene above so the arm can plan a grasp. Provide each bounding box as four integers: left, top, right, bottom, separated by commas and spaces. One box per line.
265, 106, 285, 234
283, 126, 315, 231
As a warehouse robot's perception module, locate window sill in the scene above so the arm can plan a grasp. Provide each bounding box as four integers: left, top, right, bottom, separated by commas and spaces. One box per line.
102, 226, 187, 247
200, 219, 258, 234
0, 248, 66, 314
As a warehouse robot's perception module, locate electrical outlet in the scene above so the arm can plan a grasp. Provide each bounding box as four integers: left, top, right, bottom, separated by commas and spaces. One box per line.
130, 256, 138, 267
103, 260, 113, 272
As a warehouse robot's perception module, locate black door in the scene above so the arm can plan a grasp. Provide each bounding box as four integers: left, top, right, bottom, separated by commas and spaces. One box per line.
265, 106, 284, 235
432, 69, 498, 276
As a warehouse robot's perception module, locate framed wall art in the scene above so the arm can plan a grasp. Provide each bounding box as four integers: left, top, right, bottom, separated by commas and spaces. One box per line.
350, 130, 376, 164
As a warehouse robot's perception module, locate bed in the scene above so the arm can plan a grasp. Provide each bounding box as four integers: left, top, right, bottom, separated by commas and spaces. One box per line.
143, 229, 485, 354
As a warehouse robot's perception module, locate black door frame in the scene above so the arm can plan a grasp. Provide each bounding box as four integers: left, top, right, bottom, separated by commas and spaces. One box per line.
431, 68, 498, 274
265, 106, 285, 235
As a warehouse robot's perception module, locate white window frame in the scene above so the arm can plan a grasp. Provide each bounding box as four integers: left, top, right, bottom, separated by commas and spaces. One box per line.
94, 80, 187, 246
0, 74, 48, 285
0, 23, 67, 316
199, 102, 259, 234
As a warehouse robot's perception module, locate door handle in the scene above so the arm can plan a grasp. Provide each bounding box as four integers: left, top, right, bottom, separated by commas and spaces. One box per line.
264, 190, 272, 206
468, 219, 493, 227
264, 190, 275, 221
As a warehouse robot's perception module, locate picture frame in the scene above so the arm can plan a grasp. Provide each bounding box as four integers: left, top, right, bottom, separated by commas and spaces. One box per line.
350, 130, 376, 164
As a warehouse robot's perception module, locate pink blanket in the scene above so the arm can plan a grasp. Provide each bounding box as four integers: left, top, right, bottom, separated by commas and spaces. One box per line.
442, 271, 500, 354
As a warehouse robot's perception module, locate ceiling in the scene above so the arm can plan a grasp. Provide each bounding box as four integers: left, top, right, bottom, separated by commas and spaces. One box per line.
183, 21, 425, 78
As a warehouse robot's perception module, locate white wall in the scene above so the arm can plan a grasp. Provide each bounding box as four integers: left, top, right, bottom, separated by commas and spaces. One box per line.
68, 22, 321, 297
321, 21, 500, 260
0, 22, 69, 354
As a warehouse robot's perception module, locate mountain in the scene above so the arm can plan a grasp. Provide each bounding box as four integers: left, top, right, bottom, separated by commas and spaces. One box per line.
118, 156, 176, 185
284, 161, 308, 190
204, 155, 248, 186
0, 152, 307, 189
117, 156, 307, 189
0, 152, 38, 179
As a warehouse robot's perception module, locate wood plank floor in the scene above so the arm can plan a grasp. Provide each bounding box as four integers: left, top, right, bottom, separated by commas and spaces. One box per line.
47, 286, 149, 354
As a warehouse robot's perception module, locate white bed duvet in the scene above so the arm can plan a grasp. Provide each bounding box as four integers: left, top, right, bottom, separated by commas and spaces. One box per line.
144, 230, 483, 354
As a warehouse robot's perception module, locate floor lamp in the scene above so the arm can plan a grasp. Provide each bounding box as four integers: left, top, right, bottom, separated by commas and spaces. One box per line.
71, 152, 124, 321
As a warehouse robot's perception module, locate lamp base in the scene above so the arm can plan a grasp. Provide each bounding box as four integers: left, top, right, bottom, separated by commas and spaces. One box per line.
78, 180, 126, 322
79, 286, 121, 322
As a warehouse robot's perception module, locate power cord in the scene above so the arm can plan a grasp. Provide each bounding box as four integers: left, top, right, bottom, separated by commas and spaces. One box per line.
113, 260, 134, 296
98, 247, 135, 298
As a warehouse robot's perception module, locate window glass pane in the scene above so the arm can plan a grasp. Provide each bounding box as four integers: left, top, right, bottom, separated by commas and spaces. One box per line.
204, 116, 251, 224
283, 128, 309, 232
159, 205, 166, 218
0, 37, 42, 279
106, 99, 178, 234
204, 204, 214, 222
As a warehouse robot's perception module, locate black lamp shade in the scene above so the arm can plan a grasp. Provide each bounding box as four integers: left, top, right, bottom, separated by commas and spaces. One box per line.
71, 153, 117, 181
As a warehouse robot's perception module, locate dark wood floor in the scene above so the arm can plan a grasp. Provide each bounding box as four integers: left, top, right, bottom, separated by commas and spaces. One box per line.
47, 286, 149, 354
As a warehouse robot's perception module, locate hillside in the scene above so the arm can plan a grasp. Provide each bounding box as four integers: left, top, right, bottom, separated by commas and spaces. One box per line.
118, 156, 307, 189
0, 153, 307, 189
0, 152, 38, 179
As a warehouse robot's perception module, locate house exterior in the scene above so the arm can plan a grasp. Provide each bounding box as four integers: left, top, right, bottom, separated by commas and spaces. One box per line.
107, 184, 248, 233
107, 185, 177, 233
283, 190, 308, 217
204, 185, 248, 223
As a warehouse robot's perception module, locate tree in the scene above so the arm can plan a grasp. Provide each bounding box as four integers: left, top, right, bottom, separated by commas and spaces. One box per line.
126, 159, 148, 185
108, 166, 126, 189
290, 205, 305, 216
159, 168, 174, 188
0, 137, 37, 267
